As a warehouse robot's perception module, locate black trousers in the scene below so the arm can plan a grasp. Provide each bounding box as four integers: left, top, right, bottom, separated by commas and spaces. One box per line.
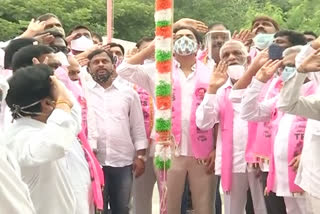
261, 172, 287, 214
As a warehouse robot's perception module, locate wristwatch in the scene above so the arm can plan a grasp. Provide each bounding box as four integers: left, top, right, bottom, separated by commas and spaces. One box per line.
137, 155, 147, 162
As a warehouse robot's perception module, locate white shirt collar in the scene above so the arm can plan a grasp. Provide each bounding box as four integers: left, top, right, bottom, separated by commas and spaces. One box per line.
87, 76, 122, 91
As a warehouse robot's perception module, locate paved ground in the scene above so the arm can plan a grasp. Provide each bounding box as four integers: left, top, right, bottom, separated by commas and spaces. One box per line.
151, 185, 224, 214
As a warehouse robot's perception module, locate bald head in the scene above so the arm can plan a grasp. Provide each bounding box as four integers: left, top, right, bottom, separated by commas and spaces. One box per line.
67, 55, 80, 81
220, 40, 249, 66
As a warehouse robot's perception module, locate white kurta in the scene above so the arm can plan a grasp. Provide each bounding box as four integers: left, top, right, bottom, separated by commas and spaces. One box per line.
4, 109, 78, 214
64, 139, 93, 214
195, 79, 248, 175
117, 61, 198, 157
278, 70, 320, 199
0, 137, 35, 214
240, 77, 309, 197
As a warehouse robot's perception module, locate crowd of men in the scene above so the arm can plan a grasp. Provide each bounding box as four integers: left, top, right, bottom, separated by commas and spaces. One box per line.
0, 11, 320, 214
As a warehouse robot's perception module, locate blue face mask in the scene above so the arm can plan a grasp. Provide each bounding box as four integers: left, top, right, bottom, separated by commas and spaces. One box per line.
281, 66, 296, 82
253, 33, 274, 50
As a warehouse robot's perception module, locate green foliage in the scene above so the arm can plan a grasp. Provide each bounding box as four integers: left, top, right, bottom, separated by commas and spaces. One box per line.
0, 0, 319, 42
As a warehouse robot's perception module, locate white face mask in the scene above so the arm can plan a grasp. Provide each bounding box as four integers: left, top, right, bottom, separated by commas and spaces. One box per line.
281, 66, 296, 82
253, 33, 274, 50
227, 65, 246, 80
174, 36, 198, 56
70, 36, 94, 52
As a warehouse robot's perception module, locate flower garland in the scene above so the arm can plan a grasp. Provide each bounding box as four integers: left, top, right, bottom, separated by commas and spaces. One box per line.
154, 0, 173, 172
154, 0, 173, 213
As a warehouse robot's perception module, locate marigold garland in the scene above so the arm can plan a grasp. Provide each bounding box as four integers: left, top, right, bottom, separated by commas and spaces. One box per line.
154, 1, 173, 212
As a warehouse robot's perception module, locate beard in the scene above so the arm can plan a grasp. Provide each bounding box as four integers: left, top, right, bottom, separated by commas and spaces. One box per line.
91, 69, 113, 83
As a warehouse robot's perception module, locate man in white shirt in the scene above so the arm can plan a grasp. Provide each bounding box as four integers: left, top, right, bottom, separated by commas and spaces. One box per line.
196, 40, 267, 214
86, 49, 148, 214
277, 36, 320, 213
117, 26, 217, 214
240, 45, 310, 214
4, 64, 79, 214
0, 75, 35, 214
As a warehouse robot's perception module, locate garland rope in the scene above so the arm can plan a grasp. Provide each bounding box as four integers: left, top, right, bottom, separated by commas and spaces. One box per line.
154, 0, 173, 213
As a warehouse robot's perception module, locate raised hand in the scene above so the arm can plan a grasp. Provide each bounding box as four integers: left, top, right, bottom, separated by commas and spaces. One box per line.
255, 59, 282, 83
125, 47, 139, 59
34, 32, 55, 45
66, 33, 78, 44
20, 19, 46, 38
50, 76, 73, 109
298, 49, 320, 73
208, 61, 229, 94
250, 48, 270, 73
232, 29, 254, 47
174, 18, 208, 33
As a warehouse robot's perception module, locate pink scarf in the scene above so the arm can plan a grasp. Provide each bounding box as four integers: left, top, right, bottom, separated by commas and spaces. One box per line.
134, 85, 154, 141
219, 87, 234, 191
55, 67, 104, 210
251, 78, 282, 162
172, 60, 213, 159
219, 86, 256, 191
266, 81, 316, 193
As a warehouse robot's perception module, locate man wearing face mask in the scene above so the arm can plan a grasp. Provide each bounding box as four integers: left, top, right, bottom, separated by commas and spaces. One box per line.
196, 40, 267, 214
232, 30, 307, 214
277, 35, 320, 213
0, 76, 36, 214
240, 46, 313, 214
68, 25, 94, 56
250, 16, 280, 59
117, 26, 216, 214
11, 45, 101, 214
85, 49, 147, 214
4, 65, 78, 214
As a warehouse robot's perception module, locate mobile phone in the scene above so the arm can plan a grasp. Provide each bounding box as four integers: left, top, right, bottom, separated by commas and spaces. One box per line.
269, 44, 285, 60
269, 43, 285, 60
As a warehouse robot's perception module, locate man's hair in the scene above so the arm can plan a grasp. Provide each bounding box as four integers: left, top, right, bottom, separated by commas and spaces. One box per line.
304, 31, 317, 38
4, 38, 37, 69
107, 42, 125, 55
6, 64, 54, 119
12, 45, 54, 72
251, 16, 280, 31
36, 13, 60, 23
92, 32, 103, 42
208, 22, 228, 31
275, 30, 307, 46
68, 25, 92, 36
283, 45, 303, 57
173, 26, 202, 45
219, 40, 248, 58
136, 37, 154, 49
87, 49, 115, 66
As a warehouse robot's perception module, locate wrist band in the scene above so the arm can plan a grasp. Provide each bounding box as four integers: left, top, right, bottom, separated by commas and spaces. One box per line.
56, 100, 72, 108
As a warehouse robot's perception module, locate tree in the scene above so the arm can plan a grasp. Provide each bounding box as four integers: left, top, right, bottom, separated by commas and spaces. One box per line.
0, 0, 319, 42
